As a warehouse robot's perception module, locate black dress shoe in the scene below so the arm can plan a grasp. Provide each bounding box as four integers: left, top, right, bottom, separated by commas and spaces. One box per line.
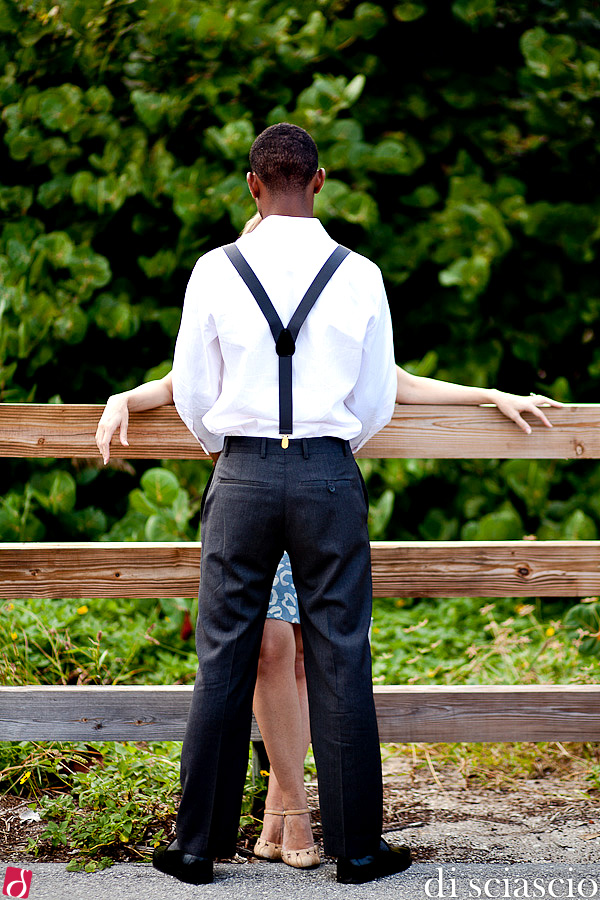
152, 840, 213, 884
337, 837, 412, 884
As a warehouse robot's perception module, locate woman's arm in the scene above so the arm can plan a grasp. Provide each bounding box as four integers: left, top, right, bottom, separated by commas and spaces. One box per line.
95, 372, 173, 464
395, 365, 563, 434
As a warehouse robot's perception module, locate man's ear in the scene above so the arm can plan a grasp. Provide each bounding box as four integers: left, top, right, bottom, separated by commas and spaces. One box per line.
314, 167, 326, 195
247, 172, 260, 199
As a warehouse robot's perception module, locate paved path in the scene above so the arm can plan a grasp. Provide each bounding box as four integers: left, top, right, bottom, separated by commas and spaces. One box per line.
5, 861, 600, 900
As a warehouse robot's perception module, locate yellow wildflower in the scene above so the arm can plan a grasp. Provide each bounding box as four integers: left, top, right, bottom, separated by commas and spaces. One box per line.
19, 771, 31, 785
545, 626, 555, 637
10, 632, 18, 641
259, 770, 270, 777
77, 605, 89, 615
395, 599, 405, 608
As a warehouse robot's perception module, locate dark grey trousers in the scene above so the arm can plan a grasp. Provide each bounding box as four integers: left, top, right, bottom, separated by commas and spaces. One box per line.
176, 436, 383, 859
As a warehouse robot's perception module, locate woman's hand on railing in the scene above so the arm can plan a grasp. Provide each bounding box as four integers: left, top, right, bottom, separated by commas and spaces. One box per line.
95, 374, 174, 464
95, 394, 130, 465
487, 390, 563, 434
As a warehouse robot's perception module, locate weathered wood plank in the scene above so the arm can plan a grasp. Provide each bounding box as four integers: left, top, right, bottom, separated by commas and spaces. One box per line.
0, 685, 598, 742
373, 685, 600, 742
366, 403, 600, 460
1, 541, 599, 599
0, 405, 205, 460
1, 403, 599, 459
370, 540, 600, 598
0, 542, 201, 600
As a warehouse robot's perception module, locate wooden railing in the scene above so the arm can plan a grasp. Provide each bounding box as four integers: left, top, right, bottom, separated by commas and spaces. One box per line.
1, 403, 600, 743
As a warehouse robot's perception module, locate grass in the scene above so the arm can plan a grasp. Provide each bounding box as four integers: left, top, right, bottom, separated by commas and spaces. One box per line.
0, 597, 199, 686
370, 594, 600, 686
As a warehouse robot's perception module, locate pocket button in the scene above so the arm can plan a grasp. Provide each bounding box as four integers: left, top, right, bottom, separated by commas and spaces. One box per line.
327, 481, 336, 493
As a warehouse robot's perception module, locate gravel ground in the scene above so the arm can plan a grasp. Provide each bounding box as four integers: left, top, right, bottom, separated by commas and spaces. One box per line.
4, 862, 600, 900
378, 754, 600, 864
2, 748, 599, 895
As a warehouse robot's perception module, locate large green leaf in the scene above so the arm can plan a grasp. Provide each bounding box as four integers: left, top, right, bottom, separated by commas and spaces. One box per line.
564, 603, 600, 658
145, 513, 182, 542
32, 471, 77, 514
39, 85, 84, 133
461, 502, 523, 541
394, 4, 426, 22
140, 469, 180, 508
368, 489, 395, 539
131, 90, 187, 132
520, 28, 577, 81
561, 510, 597, 541
205, 120, 256, 161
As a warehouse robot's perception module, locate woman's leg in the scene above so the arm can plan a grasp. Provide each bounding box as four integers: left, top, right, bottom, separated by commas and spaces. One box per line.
292, 623, 310, 759
253, 619, 313, 851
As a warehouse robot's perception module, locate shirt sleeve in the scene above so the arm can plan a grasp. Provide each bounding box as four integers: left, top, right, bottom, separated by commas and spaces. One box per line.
345, 269, 396, 453
171, 257, 225, 454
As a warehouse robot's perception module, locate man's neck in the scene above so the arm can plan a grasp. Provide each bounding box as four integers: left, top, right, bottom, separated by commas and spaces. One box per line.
259, 192, 315, 219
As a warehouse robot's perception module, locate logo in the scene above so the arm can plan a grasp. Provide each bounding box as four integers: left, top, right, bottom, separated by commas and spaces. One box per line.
2, 868, 33, 899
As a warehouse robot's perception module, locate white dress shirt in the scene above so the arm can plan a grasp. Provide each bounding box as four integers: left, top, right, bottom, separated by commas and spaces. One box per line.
172, 215, 396, 454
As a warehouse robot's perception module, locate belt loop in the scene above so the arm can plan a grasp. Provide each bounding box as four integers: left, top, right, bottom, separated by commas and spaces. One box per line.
302, 439, 309, 459
260, 437, 267, 459
223, 436, 231, 457
342, 440, 348, 456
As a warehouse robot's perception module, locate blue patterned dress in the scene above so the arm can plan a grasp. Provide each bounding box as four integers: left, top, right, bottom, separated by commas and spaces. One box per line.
267, 551, 300, 624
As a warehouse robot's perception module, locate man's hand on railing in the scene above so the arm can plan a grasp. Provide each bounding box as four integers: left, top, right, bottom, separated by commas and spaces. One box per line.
487, 390, 563, 435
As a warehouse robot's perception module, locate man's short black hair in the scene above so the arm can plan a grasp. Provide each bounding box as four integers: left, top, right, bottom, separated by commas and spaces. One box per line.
249, 123, 318, 193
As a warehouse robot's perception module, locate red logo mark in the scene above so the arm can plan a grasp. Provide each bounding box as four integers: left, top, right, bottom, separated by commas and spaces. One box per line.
2, 868, 32, 899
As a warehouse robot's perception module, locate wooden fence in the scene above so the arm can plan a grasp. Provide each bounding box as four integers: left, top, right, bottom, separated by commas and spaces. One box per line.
1, 402, 600, 744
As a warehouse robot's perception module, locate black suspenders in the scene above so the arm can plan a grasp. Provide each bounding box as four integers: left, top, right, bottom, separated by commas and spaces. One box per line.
223, 242, 350, 444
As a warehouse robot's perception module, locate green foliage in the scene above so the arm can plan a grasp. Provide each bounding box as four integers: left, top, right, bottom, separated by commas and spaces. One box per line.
30, 742, 179, 866
359, 454, 600, 563
103, 461, 209, 541
0, 738, 267, 867
1, 0, 598, 409
0, 460, 107, 541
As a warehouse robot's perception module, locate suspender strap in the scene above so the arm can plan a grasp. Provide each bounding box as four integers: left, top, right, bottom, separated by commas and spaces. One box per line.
223, 243, 350, 435
222, 245, 283, 345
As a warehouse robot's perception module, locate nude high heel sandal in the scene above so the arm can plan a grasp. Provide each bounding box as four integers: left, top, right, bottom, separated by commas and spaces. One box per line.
254, 809, 283, 860
281, 808, 321, 870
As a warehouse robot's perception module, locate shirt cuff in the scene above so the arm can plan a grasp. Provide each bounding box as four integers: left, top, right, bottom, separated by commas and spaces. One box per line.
173, 404, 224, 455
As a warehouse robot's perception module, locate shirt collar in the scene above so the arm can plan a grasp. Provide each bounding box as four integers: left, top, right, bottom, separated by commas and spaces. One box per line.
256, 214, 327, 232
